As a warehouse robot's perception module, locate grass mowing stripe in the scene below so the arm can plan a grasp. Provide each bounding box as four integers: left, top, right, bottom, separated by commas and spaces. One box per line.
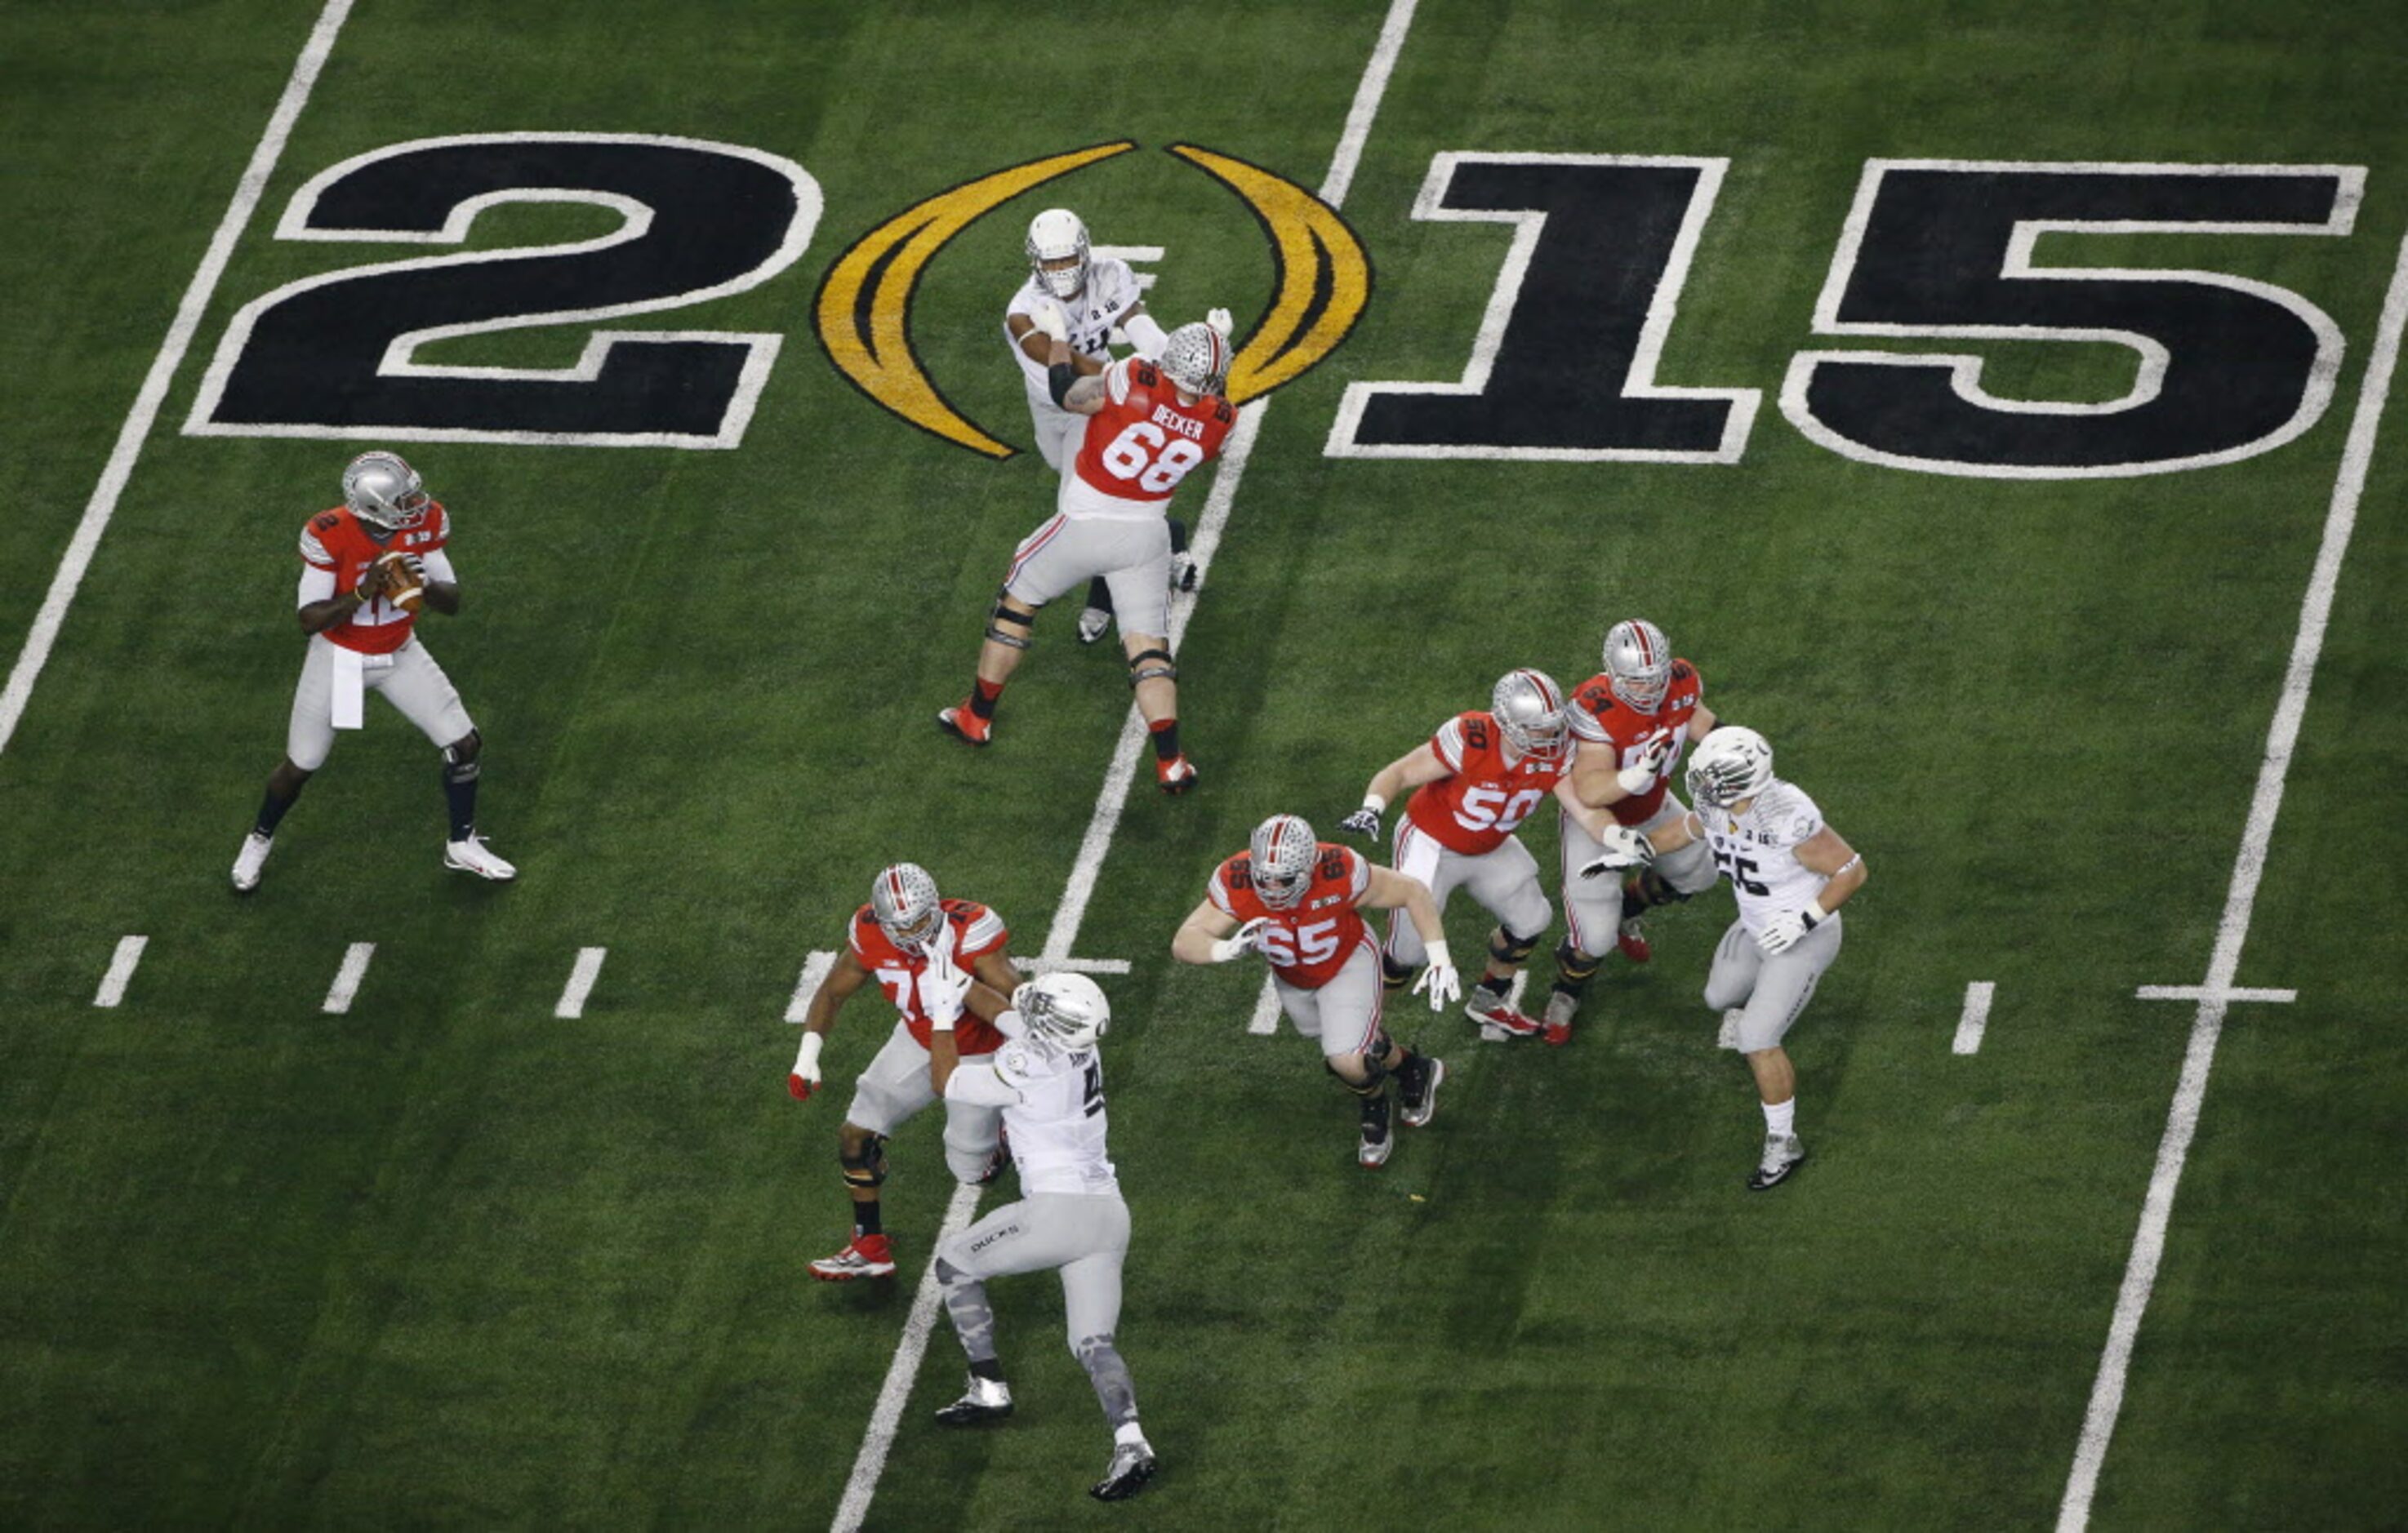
0, 0, 354, 758
2057, 220, 2408, 1531
1952, 980, 1995, 1055
837, 3, 1423, 1522
319, 942, 375, 1015
91, 935, 148, 1008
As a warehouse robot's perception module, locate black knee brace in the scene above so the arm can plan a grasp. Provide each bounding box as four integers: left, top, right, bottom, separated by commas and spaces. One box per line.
1326, 1051, 1389, 1099
1553, 937, 1602, 991
442, 729, 483, 782
986, 591, 1036, 650
839, 1134, 888, 1191
1491, 930, 1540, 967
1126, 647, 1177, 687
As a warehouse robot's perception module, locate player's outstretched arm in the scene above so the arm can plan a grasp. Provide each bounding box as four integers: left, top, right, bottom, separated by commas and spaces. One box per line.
790, 948, 872, 1100
1364, 865, 1461, 1009
968, 948, 1022, 1022
1347, 744, 1453, 840
1170, 899, 1244, 965
1686, 702, 1720, 741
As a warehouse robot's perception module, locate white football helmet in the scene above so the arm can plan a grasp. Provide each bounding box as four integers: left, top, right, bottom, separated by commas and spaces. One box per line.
1157, 322, 1231, 398
1249, 814, 1318, 909
1026, 208, 1091, 300
1686, 727, 1775, 810
341, 451, 431, 531
1602, 618, 1673, 713
1491, 668, 1572, 765
870, 862, 944, 950
1013, 971, 1111, 1051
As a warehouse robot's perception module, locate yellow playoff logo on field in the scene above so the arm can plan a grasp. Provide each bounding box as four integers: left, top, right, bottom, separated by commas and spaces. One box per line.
813, 141, 1372, 458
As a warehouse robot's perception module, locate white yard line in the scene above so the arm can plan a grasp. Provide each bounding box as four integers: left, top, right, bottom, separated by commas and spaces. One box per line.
1952, 980, 1995, 1055
786, 951, 837, 1024
554, 947, 608, 1020
2056, 224, 2408, 1532
321, 942, 376, 1015
91, 935, 149, 1008
834, 7, 1421, 1528
2134, 984, 2294, 1004
0, 0, 354, 758
1249, 974, 1284, 1036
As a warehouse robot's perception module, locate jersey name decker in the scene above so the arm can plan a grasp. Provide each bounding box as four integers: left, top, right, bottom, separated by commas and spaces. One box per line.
848, 898, 1011, 1055
1062, 357, 1235, 519
1207, 842, 1375, 989
1405, 712, 1570, 855
1703, 780, 1832, 935
1569, 659, 1703, 825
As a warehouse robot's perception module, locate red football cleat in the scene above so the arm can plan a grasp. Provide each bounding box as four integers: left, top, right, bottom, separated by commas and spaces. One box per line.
1155, 754, 1198, 795
937, 703, 992, 746
808, 1232, 896, 1282
1616, 913, 1652, 965
1464, 998, 1544, 1039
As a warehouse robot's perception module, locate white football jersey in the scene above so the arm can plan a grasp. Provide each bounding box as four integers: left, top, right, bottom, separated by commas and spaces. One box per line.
1701, 779, 1833, 935
946, 1031, 1119, 1198
1004, 257, 1145, 415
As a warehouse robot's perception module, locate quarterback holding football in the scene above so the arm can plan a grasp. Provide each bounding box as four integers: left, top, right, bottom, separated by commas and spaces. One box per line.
230, 451, 511, 892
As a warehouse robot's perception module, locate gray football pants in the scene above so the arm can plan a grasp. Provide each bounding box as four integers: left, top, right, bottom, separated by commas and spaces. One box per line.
1703, 913, 1843, 1052
935, 1191, 1139, 1429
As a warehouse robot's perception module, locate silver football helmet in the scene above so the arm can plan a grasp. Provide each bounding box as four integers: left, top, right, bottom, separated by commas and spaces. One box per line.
1012, 971, 1111, 1051
1602, 618, 1672, 713
1686, 727, 1775, 810
1491, 668, 1572, 765
1026, 207, 1091, 300
341, 451, 431, 531
1249, 814, 1318, 909
870, 862, 944, 950
1157, 322, 1230, 398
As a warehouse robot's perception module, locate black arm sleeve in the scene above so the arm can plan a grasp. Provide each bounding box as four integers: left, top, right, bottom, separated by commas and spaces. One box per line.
1048, 362, 1077, 407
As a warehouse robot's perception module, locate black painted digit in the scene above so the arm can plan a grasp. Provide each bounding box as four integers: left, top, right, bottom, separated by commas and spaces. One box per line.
1081, 1057, 1106, 1118
1327, 153, 1757, 461
185, 133, 821, 447
1783, 161, 2361, 477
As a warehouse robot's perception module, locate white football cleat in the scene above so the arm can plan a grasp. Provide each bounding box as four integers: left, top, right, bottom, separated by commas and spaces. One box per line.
231, 832, 274, 893
1076, 606, 1111, 644
444, 833, 517, 882
933, 1373, 1014, 1426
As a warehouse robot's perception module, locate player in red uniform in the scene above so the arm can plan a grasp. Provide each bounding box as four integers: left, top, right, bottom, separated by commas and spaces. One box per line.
790, 863, 1024, 1281
1544, 620, 1723, 1043
940, 313, 1238, 793
230, 451, 512, 892
1340, 669, 1635, 1038
1171, 815, 1462, 1168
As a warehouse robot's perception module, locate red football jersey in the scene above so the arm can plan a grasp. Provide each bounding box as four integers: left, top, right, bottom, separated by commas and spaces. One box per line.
847, 898, 1012, 1056
1066, 356, 1235, 511
1567, 659, 1703, 826
1208, 842, 1375, 990
298, 503, 451, 655
1403, 712, 1572, 855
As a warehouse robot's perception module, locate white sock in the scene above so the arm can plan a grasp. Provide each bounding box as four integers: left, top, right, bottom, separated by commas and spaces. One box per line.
1115, 1420, 1147, 1448
1763, 1098, 1796, 1138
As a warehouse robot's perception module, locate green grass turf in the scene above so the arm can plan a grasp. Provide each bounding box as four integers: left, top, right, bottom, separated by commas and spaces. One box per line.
2, 0, 2404, 1526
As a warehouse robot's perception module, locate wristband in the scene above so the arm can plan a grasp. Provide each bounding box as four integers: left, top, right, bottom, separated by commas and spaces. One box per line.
929, 1011, 956, 1033
1048, 360, 1076, 407
1425, 938, 1452, 971
796, 1033, 824, 1072
1362, 792, 1387, 815
1805, 897, 1830, 925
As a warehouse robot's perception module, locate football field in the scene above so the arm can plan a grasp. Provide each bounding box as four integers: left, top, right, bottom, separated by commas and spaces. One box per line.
2, 1, 2405, 1526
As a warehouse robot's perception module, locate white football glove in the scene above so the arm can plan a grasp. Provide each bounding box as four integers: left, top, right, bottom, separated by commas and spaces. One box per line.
788, 1032, 824, 1101
1756, 909, 1816, 955
1207, 307, 1234, 339
1615, 736, 1672, 798
917, 949, 973, 1029
1577, 824, 1654, 877
1338, 805, 1382, 842
1032, 300, 1070, 344
1412, 939, 1463, 1011
1208, 917, 1270, 962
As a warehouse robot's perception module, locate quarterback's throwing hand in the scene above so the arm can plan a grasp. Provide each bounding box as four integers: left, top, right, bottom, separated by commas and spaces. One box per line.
1338, 806, 1382, 842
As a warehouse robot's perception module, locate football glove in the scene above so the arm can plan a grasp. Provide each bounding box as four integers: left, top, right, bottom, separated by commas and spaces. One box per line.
918, 949, 973, 1029
1032, 300, 1070, 344
789, 1032, 825, 1101
1338, 806, 1382, 842
1208, 917, 1269, 963
1756, 909, 1818, 955
1168, 551, 1199, 592
1412, 939, 1462, 1011
1207, 307, 1234, 339
1615, 736, 1673, 798
1577, 824, 1653, 877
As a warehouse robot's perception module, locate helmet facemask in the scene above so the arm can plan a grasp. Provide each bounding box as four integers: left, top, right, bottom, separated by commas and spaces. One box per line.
1249, 815, 1317, 909
1012, 972, 1111, 1051
1026, 208, 1091, 301
1685, 728, 1774, 811
1158, 323, 1229, 398
1604, 619, 1672, 713
870, 862, 943, 951
1491, 669, 1571, 765
342, 451, 431, 532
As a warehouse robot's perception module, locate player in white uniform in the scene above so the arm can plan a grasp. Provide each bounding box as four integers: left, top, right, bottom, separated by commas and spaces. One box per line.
1003, 208, 1203, 643
1576, 727, 1867, 1189
918, 958, 1158, 1503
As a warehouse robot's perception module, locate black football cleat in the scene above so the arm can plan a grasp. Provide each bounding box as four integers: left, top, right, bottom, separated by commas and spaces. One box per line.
1089, 1441, 1158, 1501
1746, 1133, 1805, 1191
